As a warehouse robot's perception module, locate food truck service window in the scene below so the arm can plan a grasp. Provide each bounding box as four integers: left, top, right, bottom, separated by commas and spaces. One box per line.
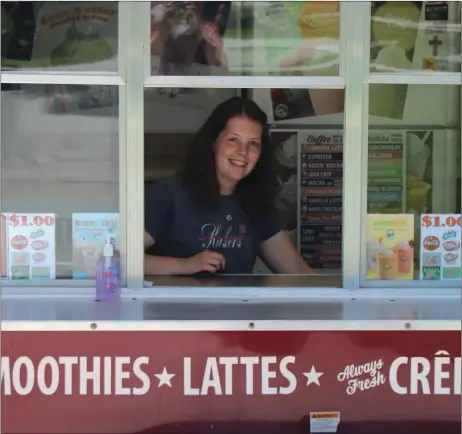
143, 1, 346, 288
1, 1, 460, 294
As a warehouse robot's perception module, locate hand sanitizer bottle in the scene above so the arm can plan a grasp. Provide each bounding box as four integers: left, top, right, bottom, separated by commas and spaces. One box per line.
95, 236, 120, 301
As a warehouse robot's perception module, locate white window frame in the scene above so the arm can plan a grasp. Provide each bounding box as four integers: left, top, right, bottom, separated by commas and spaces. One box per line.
0, 1, 460, 299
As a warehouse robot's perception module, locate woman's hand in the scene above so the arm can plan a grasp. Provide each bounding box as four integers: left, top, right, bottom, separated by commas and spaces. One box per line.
184, 250, 226, 274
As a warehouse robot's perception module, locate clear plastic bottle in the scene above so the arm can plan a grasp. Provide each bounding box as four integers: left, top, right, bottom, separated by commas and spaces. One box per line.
95, 236, 120, 301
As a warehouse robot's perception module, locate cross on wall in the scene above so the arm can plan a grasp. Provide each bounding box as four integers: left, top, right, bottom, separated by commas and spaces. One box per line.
428, 35, 442, 56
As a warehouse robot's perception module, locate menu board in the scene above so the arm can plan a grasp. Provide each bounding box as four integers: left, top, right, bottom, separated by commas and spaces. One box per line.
1, 214, 7, 279
420, 214, 461, 280
366, 214, 415, 281
368, 131, 406, 214
72, 213, 119, 279
299, 131, 343, 270
7, 213, 56, 280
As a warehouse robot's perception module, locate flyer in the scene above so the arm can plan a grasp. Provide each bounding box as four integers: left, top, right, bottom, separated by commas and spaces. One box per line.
72, 213, 119, 279
366, 214, 415, 280
1, 214, 8, 279
420, 214, 461, 280
7, 213, 56, 280
298, 131, 343, 271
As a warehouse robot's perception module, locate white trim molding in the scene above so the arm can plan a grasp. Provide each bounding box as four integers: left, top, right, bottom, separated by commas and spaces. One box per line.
1, 72, 124, 86
144, 75, 345, 89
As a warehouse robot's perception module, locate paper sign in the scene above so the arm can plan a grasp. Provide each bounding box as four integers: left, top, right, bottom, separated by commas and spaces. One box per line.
310, 411, 340, 433
420, 214, 461, 280
7, 213, 56, 280
72, 213, 119, 279
366, 214, 415, 280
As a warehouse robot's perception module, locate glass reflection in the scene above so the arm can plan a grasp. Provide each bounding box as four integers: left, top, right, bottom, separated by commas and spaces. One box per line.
1, 2, 118, 72
150, 1, 341, 77
370, 1, 461, 73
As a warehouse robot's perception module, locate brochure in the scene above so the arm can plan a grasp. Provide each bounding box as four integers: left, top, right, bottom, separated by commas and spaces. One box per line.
420, 214, 461, 280
7, 213, 56, 280
72, 213, 119, 279
366, 214, 415, 280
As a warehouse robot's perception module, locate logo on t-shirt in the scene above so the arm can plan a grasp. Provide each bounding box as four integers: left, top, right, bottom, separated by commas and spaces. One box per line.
199, 223, 245, 250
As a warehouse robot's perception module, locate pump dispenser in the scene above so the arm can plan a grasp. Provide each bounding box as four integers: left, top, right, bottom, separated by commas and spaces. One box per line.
95, 235, 120, 301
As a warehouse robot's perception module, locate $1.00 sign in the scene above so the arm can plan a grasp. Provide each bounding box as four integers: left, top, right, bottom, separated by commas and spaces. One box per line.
420, 214, 461, 281
421, 215, 461, 229
6, 213, 56, 280
9, 214, 55, 228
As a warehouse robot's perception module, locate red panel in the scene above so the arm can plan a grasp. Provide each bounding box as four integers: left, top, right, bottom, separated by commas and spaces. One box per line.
1, 330, 460, 433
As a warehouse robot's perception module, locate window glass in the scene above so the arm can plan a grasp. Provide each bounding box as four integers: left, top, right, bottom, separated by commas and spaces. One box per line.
1, 2, 118, 72
365, 84, 461, 283
143, 87, 344, 286
370, 1, 461, 73
150, 1, 340, 77
1, 84, 119, 280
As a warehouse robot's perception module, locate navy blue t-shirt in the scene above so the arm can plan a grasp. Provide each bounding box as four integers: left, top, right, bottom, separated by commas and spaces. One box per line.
145, 176, 280, 274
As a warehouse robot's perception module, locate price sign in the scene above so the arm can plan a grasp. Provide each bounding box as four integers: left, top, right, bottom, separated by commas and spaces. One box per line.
421, 215, 461, 229
9, 214, 55, 228
7, 213, 56, 280
420, 214, 461, 281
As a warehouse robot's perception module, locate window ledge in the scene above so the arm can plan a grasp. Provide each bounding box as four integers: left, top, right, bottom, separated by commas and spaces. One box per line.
1, 287, 460, 330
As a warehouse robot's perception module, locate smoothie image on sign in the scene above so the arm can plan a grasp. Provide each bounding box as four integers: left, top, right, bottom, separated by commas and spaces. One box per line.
366, 214, 415, 280
378, 248, 398, 280
396, 240, 413, 274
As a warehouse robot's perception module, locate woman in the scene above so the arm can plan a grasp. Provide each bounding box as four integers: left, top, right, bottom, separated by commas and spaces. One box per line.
144, 97, 313, 275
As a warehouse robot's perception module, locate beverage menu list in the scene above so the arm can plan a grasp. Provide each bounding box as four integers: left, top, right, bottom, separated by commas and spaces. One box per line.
299, 131, 343, 271
297, 130, 407, 272
368, 131, 406, 213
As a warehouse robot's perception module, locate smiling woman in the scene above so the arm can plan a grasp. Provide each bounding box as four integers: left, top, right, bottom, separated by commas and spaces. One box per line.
144, 97, 313, 276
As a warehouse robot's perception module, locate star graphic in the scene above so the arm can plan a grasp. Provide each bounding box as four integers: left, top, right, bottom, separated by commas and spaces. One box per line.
154, 367, 176, 388
303, 366, 324, 386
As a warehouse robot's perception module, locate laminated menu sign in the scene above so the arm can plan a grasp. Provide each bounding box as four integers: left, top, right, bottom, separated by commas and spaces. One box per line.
420, 214, 461, 280
72, 213, 119, 279
7, 214, 56, 280
299, 131, 343, 270
366, 214, 415, 280
1, 214, 7, 279
368, 131, 406, 214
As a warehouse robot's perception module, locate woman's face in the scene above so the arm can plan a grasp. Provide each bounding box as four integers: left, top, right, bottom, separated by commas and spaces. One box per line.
215, 115, 263, 194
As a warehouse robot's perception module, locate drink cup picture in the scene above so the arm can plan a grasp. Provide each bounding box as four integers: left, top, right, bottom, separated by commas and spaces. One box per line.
378, 248, 398, 280
83, 248, 99, 278
396, 241, 414, 274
